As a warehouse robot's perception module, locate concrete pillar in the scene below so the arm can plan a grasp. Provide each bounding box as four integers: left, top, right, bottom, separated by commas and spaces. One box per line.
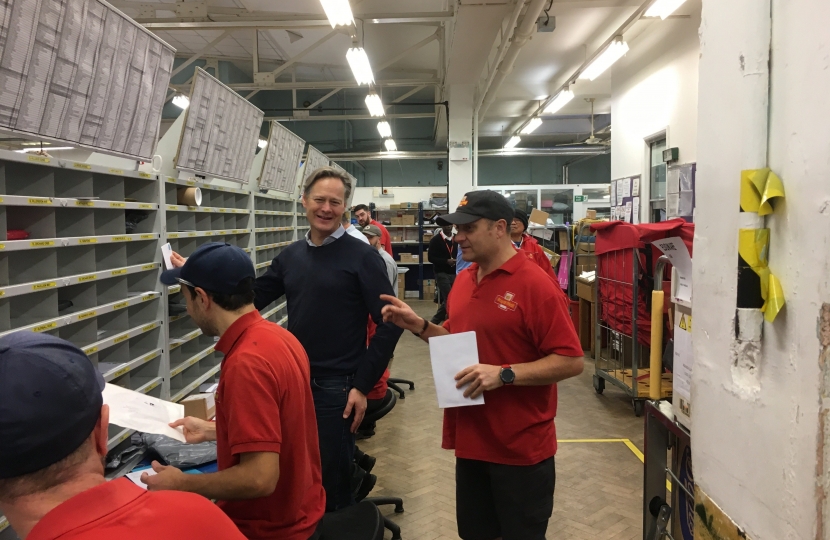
447, 84, 474, 209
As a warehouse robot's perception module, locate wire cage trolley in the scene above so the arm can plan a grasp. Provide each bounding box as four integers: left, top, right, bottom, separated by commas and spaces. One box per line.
590, 220, 693, 416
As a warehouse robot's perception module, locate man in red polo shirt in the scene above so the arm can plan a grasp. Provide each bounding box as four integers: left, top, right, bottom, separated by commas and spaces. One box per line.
380, 190, 584, 540
511, 208, 557, 279
354, 204, 393, 257
146, 243, 325, 540
0, 332, 245, 540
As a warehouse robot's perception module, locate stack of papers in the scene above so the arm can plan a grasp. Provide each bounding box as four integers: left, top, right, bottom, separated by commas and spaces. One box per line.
578, 270, 596, 282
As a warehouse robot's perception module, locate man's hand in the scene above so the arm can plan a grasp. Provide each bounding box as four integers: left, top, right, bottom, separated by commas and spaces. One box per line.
448, 258, 456, 266
170, 251, 187, 268
169, 416, 216, 444
380, 294, 424, 332
344, 388, 367, 433
141, 460, 186, 492
455, 364, 503, 399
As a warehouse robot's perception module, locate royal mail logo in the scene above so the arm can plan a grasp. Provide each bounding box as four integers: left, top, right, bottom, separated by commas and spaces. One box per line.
458, 196, 468, 206
495, 291, 518, 311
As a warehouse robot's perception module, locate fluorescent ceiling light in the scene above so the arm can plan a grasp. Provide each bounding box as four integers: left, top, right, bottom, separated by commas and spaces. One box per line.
172, 94, 190, 109
384, 139, 398, 152
365, 93, 385, 117
544, 88, 574, 115
257, 138, 268, 149
346, 48, 374, 85
377, 121, 392, 138
16, 147, 74, 153
320, 0, 354, 27
645, 0, 687, 19
520, 118, 543, 135
579, 39, 629, 81
504, 136, 521, 149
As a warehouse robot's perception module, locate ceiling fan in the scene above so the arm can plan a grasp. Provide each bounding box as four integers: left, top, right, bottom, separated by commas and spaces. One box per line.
557, 98, 611, 146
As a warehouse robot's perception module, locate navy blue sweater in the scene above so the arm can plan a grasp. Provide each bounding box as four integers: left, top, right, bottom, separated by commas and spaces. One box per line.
253, 233, 404, 394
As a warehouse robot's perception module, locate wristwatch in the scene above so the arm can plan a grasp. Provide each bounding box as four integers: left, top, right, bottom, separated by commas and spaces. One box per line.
499, 364, 515, 385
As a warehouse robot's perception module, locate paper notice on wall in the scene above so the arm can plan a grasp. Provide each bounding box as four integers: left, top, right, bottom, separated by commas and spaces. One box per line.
632, 197, 640, 224
632, 177, 640, 197
616, 181, 625, 205
621, 178, 631, 198
625, 201, 633, 223
610, 181, 617, 208
679, 191, 694, 216
673, 312, 693, 405
667, 192, 680, 217
653, 237, 693, 302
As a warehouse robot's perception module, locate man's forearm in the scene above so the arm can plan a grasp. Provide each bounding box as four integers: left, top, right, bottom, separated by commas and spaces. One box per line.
175, 464, 274, 501
354, 322, 402, 393
512, 353, 584, 386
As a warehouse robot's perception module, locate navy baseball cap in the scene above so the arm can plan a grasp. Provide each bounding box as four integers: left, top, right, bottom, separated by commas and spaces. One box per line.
160, 242, 256, 295
437, 190, 514, 226
0, 332, 104, 479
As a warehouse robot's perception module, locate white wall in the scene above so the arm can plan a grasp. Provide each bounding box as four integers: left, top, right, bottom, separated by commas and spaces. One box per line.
610, 3, 701, 220
693, 0, 830, 538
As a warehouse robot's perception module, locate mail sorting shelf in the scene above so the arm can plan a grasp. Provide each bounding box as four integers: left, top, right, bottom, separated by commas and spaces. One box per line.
0, 152, 166, 467
164, 177, 253, 256
296, 199, 309, 230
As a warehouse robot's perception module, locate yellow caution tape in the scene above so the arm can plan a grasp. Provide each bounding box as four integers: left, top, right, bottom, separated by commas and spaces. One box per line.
738, 228, 785, 322
740, 168, 785, 216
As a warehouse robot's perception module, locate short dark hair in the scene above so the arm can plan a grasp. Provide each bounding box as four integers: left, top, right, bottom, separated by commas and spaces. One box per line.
303, 167, 352, 201
0, 436, 92, 502
184, 277, 256, 311
353, 204, 370, 213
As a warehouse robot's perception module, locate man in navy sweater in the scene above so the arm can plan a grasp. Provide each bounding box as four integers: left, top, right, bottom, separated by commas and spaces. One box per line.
253, 167, 403, 512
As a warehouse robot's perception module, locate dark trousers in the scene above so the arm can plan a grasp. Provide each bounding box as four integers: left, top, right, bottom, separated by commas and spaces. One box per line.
311, 375, 356, 512
431, 272, 456, 324
456, 456, 556, 540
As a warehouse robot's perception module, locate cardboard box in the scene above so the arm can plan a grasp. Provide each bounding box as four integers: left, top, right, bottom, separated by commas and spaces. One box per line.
558, 230, 571, 251
390, 204, 401, 209
391, 217, 403, 225
404, 228, 419, 242
182, 393, 216, 421
404, 290, 419, 298
423, 252, 429, 263
586, 209, 597, 219
402, 214, 416, 226
576, 242, 595, 255
423, 233, 434, 242
391, 235, 403, 243
529, 208, 550, 226
400, 202, 416, 209
576, 277, 596, 302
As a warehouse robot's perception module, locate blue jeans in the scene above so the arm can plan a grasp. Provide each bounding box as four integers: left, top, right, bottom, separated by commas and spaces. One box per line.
311, 375, 356, 512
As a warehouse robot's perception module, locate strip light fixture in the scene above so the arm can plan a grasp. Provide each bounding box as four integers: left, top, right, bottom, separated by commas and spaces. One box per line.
320, 0, 354, 27
16, 147, 74, 153
365, 93, 385, 117
504, 136, 521, 149
257, 138, 268, 149
543, 87, 574, 115
172, 94, 190, 109
377, 121, 392, 138
645, 0, 687, 19
346, 48, 374, 85
579, 38, 629, 81
520, 118, 543, 135
384, 139, 398, 152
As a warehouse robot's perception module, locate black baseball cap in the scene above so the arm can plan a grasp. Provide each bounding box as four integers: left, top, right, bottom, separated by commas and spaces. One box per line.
0, 332, 105, 479
437, 190, 514, 226
160, 243, 255, 295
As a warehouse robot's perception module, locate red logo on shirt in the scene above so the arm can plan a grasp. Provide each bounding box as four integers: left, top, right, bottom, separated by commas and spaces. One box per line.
495, 291, 518, 311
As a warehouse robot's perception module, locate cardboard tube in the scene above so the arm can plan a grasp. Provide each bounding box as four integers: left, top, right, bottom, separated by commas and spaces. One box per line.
650, 290, 664, 400
177, 187, 202, 206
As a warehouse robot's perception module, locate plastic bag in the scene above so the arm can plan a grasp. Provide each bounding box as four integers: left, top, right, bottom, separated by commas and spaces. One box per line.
141, 433, 217, 468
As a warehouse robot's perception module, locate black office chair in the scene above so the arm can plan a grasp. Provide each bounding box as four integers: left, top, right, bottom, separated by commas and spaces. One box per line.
361, 389, 405, 540
387, 377, 414, 399
316, 501, 384, 540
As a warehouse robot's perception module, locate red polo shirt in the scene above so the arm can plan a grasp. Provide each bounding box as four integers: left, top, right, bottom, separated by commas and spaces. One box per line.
518, 233, 557, 280
371, 219, 394, 257
215, 310, 325, 540
441, 253, 582, 466
27, 477, 244, 540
